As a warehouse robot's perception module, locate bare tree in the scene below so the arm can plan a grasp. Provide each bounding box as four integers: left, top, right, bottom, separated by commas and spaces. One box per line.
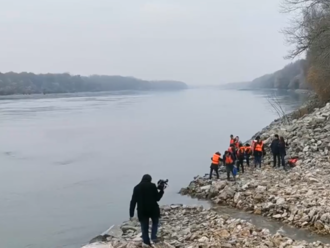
282, 0, 330, 58
282, 0, 330, 101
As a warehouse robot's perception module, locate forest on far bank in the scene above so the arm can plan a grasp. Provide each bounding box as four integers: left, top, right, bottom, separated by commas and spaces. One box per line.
229, 0, 330, 102
0, 72, 187, 95
222, 60, 309, 91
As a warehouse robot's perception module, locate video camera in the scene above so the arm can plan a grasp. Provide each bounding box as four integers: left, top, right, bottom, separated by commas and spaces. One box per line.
157, 179, 168, 190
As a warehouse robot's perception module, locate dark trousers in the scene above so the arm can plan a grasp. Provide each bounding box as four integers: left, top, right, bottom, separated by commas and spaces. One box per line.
226, 164, 235, 179
280, 153, 285, 167
246, 155, 250, 167
273, 153, 280, 167
237, 158, 244, 173
209, 164, 219, 179
254, 154, 262, 168
140, 217, 159, 245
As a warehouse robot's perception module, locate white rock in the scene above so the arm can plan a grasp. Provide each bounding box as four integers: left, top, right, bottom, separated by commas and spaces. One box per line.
256, 185, 267, 193
200, 185, 211, 191
276, 197, 286, 205
198, 236, 209, 242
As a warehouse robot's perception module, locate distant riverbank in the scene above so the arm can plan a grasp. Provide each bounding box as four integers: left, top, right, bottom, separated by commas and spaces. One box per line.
0, 71, 187, 95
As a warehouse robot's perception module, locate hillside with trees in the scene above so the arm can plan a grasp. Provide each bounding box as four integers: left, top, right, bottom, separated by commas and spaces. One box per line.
282, 0, 330, 102
0, 72, 187, 95
248, 60, 309, 89
222, 60, 309, 90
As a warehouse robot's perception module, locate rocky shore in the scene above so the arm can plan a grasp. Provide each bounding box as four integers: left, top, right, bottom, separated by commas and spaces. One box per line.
83, 100, 330, 248
84, 205, 330, 248
180, 102, 330, 235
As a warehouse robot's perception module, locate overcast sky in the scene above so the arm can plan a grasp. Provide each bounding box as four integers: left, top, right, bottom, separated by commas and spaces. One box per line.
0, 0, 292, 85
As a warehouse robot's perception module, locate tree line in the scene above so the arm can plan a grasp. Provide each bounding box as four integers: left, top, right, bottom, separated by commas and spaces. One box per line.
0, 72, 187, 95
233, 0, 330, 93
282, 0, 330, 101
248, 59, 309, 90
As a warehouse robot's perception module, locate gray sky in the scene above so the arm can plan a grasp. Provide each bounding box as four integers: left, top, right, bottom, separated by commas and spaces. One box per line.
0, 0, 291, 85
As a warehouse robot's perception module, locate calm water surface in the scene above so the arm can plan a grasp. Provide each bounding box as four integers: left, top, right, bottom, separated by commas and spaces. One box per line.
0, 89, 307, 248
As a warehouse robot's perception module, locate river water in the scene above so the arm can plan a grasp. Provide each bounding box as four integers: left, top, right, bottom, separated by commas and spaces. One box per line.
0, 89, 311, 248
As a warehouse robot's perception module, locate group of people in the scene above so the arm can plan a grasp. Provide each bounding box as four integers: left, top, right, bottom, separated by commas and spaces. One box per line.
210, 134, 288, 180
129, 134, 289, 247
270, 134, 287, 168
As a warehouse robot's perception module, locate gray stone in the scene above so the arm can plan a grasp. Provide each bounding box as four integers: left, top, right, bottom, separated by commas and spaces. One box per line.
200, 185, 211, 191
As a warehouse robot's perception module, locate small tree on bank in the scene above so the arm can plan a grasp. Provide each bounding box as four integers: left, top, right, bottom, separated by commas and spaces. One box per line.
266, 92, 290, 124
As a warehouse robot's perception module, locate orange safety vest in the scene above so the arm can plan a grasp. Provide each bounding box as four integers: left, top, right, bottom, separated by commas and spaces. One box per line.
230, 139, 235, 145
251, 140, 256, 149
225, 154, 233, 164
245, 147, 252, 154
238, 147, 245, 155
254, 141, 263, 152
212, 153, 220, 164
235, 142, 239, 148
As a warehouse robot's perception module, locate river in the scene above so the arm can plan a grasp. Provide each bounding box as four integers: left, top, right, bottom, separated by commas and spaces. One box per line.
0, 88, 309, 248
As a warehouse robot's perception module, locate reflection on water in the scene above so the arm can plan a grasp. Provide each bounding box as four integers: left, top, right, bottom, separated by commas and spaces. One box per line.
249, 89, 310, 117
0, 89, 312, 248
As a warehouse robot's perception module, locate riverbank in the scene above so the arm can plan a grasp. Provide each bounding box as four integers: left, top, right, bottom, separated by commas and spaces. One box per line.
180, 101, 330, 236
84, 205, 330, 248
82, 98, 330, 248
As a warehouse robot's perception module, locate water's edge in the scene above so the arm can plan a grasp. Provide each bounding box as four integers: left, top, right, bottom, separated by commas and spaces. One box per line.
86, 98, 330, 246
88, 196, 330, 246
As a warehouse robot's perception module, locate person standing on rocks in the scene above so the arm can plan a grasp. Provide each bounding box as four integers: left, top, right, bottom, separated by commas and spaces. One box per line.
228, 144, 237, 162
245, 143, 252, 167
237, 143, 245, 173
253, 136, 265, 169
235, 136, 240, 149
230, 134, 235, 145
129, 174, 164, 247
270, 134, 281, 168
224, 151, 236, 181
279, 136, 288, 170
210, 152, 222, 179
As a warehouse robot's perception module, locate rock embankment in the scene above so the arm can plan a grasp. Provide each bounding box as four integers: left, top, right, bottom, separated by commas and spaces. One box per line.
84, 205, 330, 248
181, 102, 330, 235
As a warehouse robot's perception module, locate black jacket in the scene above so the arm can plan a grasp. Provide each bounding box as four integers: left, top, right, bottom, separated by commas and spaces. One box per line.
270, 139, 280, 154
278, 141, 287, 156
129, 175, 164, 221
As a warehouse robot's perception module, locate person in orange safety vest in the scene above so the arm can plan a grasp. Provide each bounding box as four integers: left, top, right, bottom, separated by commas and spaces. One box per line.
244, 143, 252, 167
230, 134, 235, 146
253, 136, 265, 168
237, 143, 245, 173
224, 151, 235, 181
210, 152, 222, 179
235, 136, 240, 149
228, 144, 237, 162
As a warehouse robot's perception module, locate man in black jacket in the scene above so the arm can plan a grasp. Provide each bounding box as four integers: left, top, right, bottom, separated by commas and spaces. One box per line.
270, 134, 280, 168
130, 174, 164, 246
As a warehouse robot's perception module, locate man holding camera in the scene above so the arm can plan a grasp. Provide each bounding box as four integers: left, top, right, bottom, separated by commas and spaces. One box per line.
129, 174, 165, 247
